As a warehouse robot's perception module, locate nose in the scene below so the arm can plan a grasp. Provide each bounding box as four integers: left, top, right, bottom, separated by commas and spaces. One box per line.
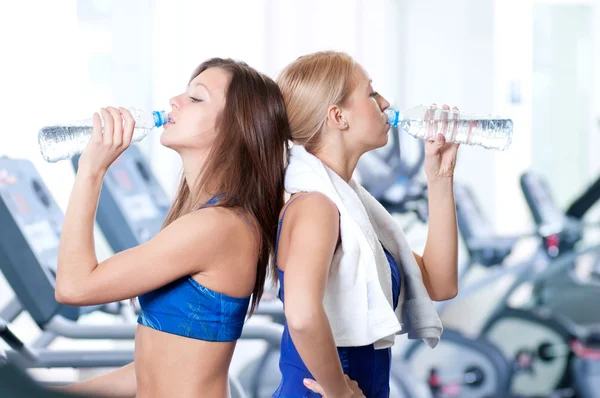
169, 94, 182, 111
379, 95, 390, 112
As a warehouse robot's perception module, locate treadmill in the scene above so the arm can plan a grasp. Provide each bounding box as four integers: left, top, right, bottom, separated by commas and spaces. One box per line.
0, 155, 283, 368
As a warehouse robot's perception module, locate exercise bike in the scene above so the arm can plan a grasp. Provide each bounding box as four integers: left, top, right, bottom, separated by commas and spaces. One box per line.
478, 171, 600, 397
394, 183, 520, 398
357, 130, 518, 397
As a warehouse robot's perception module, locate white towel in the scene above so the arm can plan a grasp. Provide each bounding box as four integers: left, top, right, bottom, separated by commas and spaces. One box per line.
285, 145, 442, 349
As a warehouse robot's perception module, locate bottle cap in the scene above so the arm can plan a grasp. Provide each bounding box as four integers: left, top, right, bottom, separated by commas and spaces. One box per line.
385, 109, 400, 127
152, 110, 168, 127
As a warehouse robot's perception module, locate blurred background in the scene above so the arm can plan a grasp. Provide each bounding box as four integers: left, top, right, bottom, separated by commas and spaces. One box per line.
1, 0, 600, 397
1, 0, 598, 233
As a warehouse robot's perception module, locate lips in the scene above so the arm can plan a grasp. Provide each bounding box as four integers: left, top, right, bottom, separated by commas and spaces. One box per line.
167, 113, 175, 124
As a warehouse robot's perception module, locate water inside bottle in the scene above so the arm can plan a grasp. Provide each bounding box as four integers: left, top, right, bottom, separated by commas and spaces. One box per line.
400, 118, 513, 150
38, 126, 93, 163
38, 125, 152, 163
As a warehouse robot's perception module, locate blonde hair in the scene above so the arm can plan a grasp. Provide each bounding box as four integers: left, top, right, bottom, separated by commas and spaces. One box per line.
276, 51, 358, 153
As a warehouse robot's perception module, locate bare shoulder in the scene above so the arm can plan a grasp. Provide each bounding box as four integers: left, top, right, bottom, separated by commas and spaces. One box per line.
283, 192, 338, 223
281, 192, 339, 243
277, 193, 340, 277
160, 206, 255, 253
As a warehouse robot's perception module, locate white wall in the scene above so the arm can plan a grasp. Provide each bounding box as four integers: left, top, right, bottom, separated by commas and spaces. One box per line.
149, 0, 270, 196
587, 0, 600, 224
532, 3, 594, 205
0, 1, 82, 210
492, 0, 535, 234
400, 0, 503, 231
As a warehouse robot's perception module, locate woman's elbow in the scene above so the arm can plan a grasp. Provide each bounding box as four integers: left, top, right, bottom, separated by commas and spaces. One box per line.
55, 287, 76, 305
429, 285, 458, 302
284, 301, 322, 333
55, 283, 85, 306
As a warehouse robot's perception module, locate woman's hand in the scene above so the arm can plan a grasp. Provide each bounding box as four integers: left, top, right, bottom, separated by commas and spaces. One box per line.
423, 104, 460, 181
303, 375, 365, 398
78, 107, 135, 177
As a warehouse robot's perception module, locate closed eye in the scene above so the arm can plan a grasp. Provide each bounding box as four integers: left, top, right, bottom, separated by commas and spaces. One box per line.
370, 91, 378, 98
190, 97, 203, 103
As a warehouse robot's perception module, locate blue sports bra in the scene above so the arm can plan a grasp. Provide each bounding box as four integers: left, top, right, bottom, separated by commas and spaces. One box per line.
137, 197, 251, 342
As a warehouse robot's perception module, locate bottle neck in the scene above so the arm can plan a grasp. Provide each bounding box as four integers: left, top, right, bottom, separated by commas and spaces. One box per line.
152, 110, 168, 127
385, 109, 400, 127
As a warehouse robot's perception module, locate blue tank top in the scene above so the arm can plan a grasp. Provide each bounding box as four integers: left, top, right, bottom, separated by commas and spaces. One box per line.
137, 197, 251, 342
273, 194, 402, 398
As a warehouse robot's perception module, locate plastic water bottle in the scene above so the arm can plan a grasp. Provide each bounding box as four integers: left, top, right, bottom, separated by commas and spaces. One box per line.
385, 105, 513, 150
38, 108, 169, 163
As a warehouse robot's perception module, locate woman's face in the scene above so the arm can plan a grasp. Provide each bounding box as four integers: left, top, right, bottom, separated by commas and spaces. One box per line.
342, 66, 391, 152
160, 67, 230, 152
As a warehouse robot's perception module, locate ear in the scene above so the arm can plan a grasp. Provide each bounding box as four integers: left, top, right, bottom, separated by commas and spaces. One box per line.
326, 104, 349, 131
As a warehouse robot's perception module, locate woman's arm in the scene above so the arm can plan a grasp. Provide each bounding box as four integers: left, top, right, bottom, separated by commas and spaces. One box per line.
281, 193, 359, 398
413, 177, 459, 301
53, 362, 136, 397
55, 202, 235, 306
55, 106, 235, 305
413, 110, 461, 301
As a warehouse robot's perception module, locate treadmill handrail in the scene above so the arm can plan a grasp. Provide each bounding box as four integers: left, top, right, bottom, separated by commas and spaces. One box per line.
253, 300, 283, 317
45, 315, 137, 339
0, 298, 22, 324
240, 321, 283, 348
45, 314, 283, 347
0, 318, 37, 361
6, 348, 134, 369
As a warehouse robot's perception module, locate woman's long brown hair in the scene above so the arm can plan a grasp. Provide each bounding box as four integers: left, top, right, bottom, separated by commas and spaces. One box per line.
162, 58, 289, 315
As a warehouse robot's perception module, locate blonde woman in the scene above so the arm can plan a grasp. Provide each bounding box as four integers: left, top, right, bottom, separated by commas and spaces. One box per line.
272, 51, 460, 397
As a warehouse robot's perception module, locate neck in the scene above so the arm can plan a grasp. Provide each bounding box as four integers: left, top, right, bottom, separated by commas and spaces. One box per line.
313, 138, 364, 183
180, 150, 217, 203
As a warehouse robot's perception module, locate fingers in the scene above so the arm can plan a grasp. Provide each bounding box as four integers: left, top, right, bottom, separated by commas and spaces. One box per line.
303, 379, 324, 395
426, 103, 436, 141
467, 119, 476, 144
428, 103, 447, 147
344, 375, 366, 398
435, 133, 446, 146
119, 107, 135, 146
450, 105, 459, 142
302, 376, 366, 398
98, 107, 133, 150
91, 112, 103, 142
99, 108, 113, 147
440, 104, 461, 143
106, 107, 123, 147
440, 104, 449, 142
424, 103, 464, 149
